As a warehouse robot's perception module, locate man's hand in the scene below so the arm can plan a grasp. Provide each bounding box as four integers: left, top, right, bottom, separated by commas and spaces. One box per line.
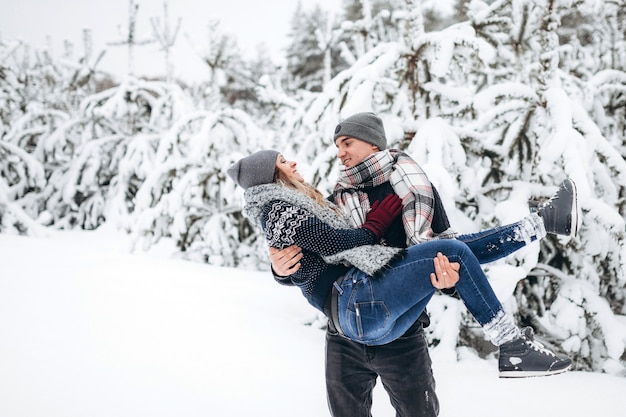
430, 252, 460, 290
269, 245, 303, 276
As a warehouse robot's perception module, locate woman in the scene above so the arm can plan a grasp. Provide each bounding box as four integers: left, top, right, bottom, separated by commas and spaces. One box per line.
227, 149, 572, 377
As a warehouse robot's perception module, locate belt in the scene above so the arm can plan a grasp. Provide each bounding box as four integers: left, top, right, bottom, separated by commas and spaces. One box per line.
324, 275, 345, 337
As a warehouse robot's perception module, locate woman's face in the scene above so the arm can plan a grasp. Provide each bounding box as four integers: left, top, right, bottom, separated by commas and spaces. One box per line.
275, 154, 305, 183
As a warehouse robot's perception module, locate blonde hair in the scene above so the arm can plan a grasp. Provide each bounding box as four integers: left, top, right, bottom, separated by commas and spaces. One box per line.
275, 170, 336, 210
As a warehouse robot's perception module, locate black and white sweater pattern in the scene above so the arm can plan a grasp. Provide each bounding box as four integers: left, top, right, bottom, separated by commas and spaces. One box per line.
243, 184, 405, 311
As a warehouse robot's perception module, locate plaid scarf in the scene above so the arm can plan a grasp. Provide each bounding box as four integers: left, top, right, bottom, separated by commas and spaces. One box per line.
333, 149, 457, 245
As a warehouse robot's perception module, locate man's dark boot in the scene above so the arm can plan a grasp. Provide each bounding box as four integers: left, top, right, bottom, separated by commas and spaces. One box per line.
499, 327, 572, 378
536, 178, 578, 238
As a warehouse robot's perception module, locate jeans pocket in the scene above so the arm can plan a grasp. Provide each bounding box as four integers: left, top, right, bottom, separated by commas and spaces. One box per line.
353, 301, 390, 340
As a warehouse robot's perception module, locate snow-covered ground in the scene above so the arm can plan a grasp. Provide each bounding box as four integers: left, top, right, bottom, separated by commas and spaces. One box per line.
1, 228, 625, 417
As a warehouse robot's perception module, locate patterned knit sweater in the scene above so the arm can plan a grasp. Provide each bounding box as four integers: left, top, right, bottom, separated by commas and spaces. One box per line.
243, 183, 404, 312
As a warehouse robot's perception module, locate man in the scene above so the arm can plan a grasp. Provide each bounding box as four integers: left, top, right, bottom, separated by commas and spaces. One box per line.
270, 112, 576, 417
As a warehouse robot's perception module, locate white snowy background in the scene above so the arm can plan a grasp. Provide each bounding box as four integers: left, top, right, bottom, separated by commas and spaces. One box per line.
1, 0, 626, 415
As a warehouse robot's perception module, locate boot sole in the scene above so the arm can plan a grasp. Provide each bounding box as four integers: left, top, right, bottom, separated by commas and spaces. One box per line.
499, 363, 572, 378
564, 179, 579, 238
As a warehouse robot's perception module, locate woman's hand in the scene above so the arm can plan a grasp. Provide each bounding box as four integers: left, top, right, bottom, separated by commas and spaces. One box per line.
430, 252, 460, 290
269, 245, 303, 276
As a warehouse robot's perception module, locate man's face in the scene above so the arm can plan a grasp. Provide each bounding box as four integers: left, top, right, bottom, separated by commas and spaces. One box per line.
335, 136, 379, 168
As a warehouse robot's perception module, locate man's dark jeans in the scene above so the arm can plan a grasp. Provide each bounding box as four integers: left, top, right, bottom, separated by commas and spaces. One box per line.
325, 320, 438, 417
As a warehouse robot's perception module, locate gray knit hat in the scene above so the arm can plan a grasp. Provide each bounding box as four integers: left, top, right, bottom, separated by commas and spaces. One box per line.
227, 150, 280, 189
333, 112, 387, 150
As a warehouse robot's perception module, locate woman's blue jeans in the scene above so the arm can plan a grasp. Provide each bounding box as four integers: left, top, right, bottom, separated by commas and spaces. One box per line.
457, 217, 540, 264
336, 238, 512, 346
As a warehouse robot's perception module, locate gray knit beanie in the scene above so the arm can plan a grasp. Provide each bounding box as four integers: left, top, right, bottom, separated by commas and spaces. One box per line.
333, 112, 387, 150
227, 150, 280, 189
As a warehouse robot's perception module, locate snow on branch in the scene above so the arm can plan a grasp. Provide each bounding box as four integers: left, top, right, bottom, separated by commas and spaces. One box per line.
409, 23, 496, 77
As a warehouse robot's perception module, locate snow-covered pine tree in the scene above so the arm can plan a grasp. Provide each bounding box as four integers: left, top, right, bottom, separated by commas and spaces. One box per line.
286, 3, 341, 92
284, 0, 418, 94
42, 78, 193, 230
131, 107, 273, 268
218, 48, 279, 117
339, 0, 406, 58
455, 0, 626, 373
0, 138, 47, 236
0, 36, 102, 232
578, 1, 626, 157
